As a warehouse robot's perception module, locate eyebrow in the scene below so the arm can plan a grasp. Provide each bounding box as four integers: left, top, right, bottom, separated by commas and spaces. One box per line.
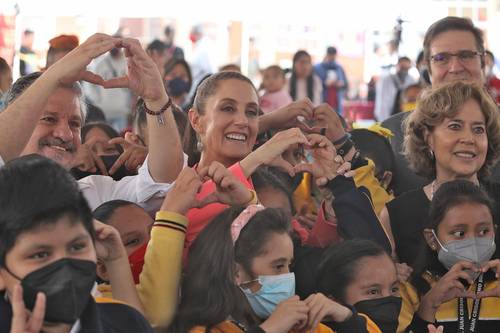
360, 283, 381, 289
270, 257, 290, 265
448, 119, 485, 125
219, 98, 259, 108
24, 233, 89, 252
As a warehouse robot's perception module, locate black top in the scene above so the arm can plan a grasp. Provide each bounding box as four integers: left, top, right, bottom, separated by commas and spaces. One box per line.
387, 182, 500, 268
0, 292, 153, 333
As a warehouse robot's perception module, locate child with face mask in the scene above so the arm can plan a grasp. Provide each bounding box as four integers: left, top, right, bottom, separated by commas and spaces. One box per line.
403, 180, 500, 332
316, 240, 403, 333
0, 155, 153, 333
169, 205, 382, 333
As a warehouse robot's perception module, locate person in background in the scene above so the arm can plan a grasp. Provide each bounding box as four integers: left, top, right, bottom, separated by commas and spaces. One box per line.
0, 57, 13, 110
19, 29, 36, 76
398, 83, 423, 114
416, 50, 431, 87
164, 58, 193, 109
374, 56, 416, 122
259, 65, 292, 114
485, 50, 500, 104
286, 50, 323, 105
164, 25, 184, 62
189, 25, 216, 89
45, 34, 79, 68
314, 46, 348, 114
146, 39, 168, 78
219, 63, 242, 72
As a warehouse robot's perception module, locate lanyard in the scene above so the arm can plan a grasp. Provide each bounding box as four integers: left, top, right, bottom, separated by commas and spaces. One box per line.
457, 274, 484, 333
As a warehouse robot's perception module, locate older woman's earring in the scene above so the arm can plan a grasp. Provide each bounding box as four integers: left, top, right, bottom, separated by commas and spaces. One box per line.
429, 149, 435, 160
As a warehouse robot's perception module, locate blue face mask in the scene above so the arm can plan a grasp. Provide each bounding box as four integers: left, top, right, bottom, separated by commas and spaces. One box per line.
167, 77, 191, 97
240, 272, 295, 319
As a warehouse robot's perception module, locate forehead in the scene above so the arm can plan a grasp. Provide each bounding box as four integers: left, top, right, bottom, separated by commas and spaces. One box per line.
208, 79, 259, 104
430, 30, 478, 54
13, 216, 90, 250
44, 87, 81, 119
351, 255, 396, 285
108, 205, 153, 229
254, 232, 293, 260
440, 202, 493, 228
451, 98, 485, 121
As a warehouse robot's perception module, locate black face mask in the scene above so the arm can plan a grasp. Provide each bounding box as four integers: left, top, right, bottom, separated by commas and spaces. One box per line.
167, 77, 191, 97
5, 258, 97, 324
354, 296, 402, 333
70, 154, 136, 181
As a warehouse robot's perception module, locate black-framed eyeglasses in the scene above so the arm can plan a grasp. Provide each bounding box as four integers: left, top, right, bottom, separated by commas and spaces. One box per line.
430, 50, 484, 66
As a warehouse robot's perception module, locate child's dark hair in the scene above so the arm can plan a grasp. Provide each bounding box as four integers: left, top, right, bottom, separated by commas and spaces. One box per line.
252, 166, 296, 216
316, 239, 389, 303
93, 199, 142, 224
171, 206, 291, 332
0, 155, 94, 266
411, 179, 496, 295
350, 128, 396, 190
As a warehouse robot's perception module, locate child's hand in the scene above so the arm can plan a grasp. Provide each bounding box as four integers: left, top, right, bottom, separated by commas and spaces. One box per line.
160, 167, 203, 215
94, 220, 126, 263
10, 284, 45, 333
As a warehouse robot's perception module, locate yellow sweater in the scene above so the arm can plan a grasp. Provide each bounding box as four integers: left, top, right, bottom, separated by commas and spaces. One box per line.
99, 211, 187, 329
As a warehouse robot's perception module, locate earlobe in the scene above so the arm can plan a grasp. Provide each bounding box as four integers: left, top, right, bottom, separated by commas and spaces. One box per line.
423, 228, 439, 251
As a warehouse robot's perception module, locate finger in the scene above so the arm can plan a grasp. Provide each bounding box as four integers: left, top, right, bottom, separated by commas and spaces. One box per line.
10, 284, 28, 331
197, 192, 219, 207
108, 137, 130, 148
92, 151, 108, 176
80, 71, 105, 85
102, 76, 129, 89
294, 162, 314, 174
316, 177, 329, 186
211, 165, 228, 185
477, 289, 499, 298
450, 260, 477, 272
27, 292, 46, 332
109, 149, 132, 175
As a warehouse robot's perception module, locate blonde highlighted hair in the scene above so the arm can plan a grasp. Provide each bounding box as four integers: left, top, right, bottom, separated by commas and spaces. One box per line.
404, 81, 500, 180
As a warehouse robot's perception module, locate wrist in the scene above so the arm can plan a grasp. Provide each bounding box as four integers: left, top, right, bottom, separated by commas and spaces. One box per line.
102, 250, 127, 265
417, 294, 439, 322
144, 94, 170, 113
334, 304, 353, 322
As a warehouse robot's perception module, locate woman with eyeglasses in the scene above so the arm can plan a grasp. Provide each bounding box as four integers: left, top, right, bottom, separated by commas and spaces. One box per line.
379, 81, 500, 271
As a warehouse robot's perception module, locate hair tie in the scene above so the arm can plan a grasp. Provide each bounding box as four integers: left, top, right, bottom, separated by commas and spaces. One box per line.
231, 204, 265, 243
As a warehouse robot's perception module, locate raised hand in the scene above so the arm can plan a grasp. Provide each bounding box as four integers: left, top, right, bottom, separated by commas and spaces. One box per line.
312, 103, 346, 143
71, 136, 108, 175
418, 261, 477, 322
241, 128, 310, 177
198, 162, 253, 207
259, 296, 309, 333
428, 324, 444, 333
304, 293, 352, 331
477, 259, 500, 298
160, 167, 204, 215
294, 134, 353, 186
107, 137, 148, 174
94, 220, 127, 263
102, 38, 166, 105
48, 33, 122, 86
396, 262, 413, 283
260, 99, 315, 132
10, 284, 45, 333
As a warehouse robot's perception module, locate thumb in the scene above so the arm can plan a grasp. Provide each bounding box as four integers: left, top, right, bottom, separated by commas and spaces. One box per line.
272, 157, 297, 177
197, 192, 220, 207
108, 137, 130, 148
293, 162, 314, 175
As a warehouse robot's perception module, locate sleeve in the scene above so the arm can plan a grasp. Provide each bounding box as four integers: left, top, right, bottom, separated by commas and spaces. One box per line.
304, 201, 340, 248
324, 176, 392, 253
79, 154, 187, 213
136, 211, 187, 329
404, 314, 434, 333
247, 326, 267, 333
184, 162, 253, 252
353, 158, 394, 216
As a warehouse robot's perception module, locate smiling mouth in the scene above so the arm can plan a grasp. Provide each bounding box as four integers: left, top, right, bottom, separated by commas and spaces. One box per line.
454, 151, 477, 159
41, 144, 73, 153
225, 133, 247, 142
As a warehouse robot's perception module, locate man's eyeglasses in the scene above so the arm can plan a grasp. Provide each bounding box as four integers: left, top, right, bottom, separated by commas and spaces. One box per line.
430, 50, 484, 66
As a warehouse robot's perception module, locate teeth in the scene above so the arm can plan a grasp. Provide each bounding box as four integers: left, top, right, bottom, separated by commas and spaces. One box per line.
50, 145, 68, 152
226, 134, 246, 141
455, 152, 475, 158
